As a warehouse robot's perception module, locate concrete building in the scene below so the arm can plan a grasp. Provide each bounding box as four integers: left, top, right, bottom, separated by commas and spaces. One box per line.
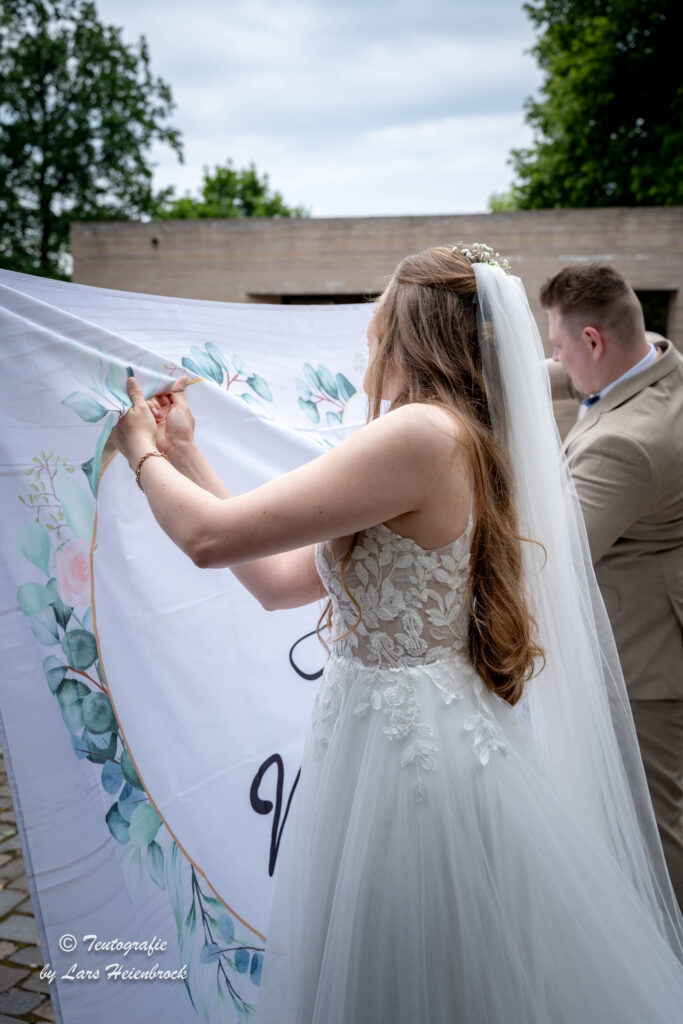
71, 207, 683, 345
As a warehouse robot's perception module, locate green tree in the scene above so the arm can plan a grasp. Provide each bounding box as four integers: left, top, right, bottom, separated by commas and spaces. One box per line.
488, 191, 517, 212
0, 0, 182, 278
507, 1, 682, 208
154, 161, 308, 219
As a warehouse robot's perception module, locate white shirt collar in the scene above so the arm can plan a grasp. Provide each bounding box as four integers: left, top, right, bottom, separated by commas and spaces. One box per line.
595, 341, 657, 400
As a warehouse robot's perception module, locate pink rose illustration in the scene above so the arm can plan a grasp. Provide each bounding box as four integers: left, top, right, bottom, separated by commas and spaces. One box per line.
54, 538, 91, 607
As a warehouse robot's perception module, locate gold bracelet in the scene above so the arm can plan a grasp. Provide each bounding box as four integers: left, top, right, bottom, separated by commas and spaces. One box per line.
135, 450, 170, 492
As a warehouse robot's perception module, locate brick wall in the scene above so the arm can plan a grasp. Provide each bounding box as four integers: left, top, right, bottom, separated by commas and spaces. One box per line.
71, 208, 683, 347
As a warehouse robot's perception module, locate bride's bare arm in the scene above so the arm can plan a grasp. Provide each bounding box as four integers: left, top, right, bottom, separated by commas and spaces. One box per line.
170, 441, 325, 610
111, 377, 451, 585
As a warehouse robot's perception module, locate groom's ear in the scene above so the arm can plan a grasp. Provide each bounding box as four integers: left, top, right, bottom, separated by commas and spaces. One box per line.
582, 325, 606, 357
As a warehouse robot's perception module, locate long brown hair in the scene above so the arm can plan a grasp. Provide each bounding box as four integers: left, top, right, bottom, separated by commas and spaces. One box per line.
316, 245, 546, 706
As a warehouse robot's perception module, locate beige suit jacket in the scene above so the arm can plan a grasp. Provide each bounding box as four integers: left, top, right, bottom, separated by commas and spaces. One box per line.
545, 340, 683, 699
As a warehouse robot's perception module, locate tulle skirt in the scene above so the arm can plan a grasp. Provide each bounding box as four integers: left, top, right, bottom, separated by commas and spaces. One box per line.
254, 653, 683, 1023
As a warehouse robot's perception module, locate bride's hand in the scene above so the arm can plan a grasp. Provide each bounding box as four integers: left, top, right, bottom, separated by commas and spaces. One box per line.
147, 376, 196, 463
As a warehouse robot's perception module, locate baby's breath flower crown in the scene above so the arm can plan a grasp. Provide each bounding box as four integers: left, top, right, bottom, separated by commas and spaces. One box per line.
452, 241, 512, 275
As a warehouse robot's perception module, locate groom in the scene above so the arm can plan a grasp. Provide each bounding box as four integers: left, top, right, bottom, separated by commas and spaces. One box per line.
540, 263, 683, 907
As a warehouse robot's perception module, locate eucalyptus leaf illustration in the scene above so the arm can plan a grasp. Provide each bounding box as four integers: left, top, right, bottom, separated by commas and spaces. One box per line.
129, 802, 162, 846
147, 840, 166, 891
43, 655, 67, 693
303, 362, 321, 392
316, 364, 338, 399
117, 782, 140, 823
120, 843, 143, 900
16, 520, 50, 575
231, 354, 251, 376
46, 577, 72, 630
17, 581, 52, 617
326, 410, 343, 427
71, 731, 89, 760
234, 947, 250, 974
199, 942, 223, 964
336, 372, 356, 401
82, 729, 117, 765
54, 465, 94, 539
61, 392, 109, 423
246, 374, 272, 401
120, 747, 144, 790
106, 803, 130, 844
82, 411, 117, 496
189, 346, 223, 384
105, 361, 130, 405
218, 913, 234, 944
166, 840, 185, 938
250, 951, 263, 986
82, 691, 115, 734
216, 971, 228, 1007
57, 678, 90, 702
297, 397, 320, 423
61, 628, 98, 670
204, 342, 229, 370
101, 759, 124, 795
295, 378, 312, 400
30, 605, 60, 646
180, 903, 198, 991
72, 356, 106, 397
202, 894, 225, 911
181, 356, 204, 377
183, 961, 198, 1012
55, 677, 90, 733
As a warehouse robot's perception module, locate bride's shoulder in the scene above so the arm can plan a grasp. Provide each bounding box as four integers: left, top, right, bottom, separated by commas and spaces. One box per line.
342, 401, 467, 473
383, 401, 468, 450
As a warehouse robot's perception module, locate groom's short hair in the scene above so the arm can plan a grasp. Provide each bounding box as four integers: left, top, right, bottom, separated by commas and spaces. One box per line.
539, 263, 645, 347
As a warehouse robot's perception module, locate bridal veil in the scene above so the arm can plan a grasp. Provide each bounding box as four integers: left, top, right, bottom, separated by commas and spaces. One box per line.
473, 261, 682, 957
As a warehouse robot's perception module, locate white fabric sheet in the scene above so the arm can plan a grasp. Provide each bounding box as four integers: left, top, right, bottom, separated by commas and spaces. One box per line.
0, 268, 372, 1023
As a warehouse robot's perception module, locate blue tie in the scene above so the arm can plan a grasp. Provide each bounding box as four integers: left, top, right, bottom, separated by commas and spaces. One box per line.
581, 393, 601, 407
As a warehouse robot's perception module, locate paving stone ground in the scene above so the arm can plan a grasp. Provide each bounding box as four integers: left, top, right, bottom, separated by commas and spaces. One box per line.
0, 745, 55, 1023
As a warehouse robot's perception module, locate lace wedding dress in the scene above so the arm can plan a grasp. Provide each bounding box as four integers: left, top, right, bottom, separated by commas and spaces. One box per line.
254, 474, 683, 1023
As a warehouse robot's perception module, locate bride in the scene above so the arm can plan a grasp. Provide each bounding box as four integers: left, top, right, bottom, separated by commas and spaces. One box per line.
111, 244, 683, 1022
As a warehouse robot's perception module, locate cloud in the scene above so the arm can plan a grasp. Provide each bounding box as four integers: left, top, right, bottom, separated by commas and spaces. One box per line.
149, 110, 535, 216
95, 0, 542, 214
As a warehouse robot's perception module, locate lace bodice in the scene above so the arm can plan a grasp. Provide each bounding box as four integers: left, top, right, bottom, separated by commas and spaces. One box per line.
312, 476, 514, 799
314, 477, 475, 670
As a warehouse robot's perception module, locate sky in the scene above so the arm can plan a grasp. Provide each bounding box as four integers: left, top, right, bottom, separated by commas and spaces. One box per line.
95, 0, 544, 218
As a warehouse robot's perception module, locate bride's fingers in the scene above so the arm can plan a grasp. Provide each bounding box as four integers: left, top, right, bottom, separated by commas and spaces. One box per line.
169, 387, 192, 412
151, 376, 187, 407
